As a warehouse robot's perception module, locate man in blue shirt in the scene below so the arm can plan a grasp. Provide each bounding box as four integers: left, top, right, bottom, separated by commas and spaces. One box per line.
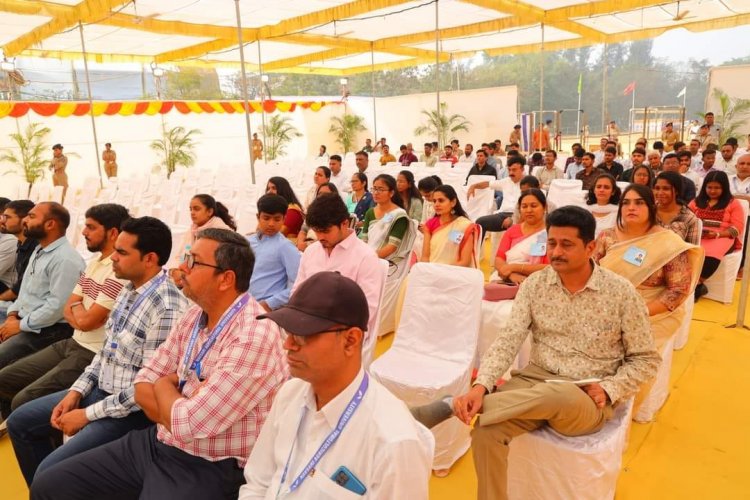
247, 195, 301, 312
0, 202, 84, 370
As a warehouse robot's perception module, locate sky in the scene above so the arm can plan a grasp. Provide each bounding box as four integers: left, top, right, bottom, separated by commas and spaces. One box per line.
651, 25, 750, 64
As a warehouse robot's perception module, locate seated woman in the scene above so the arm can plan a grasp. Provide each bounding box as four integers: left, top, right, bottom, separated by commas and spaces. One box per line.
585, 173, 621, 236
266, 176, 304, 240
361, 174, 416, 336
654, 171, 701, 245
417, 175, 442, 223
169, 193, 236, 284
595, 184, 702, 346
397, 170, 424, 221
688, 171, 746, 300
421, 185, 479, 267
631, 164, 655, 187
346, 172, 373, 223
296, 183, 339, 252
493, 188, 549, 284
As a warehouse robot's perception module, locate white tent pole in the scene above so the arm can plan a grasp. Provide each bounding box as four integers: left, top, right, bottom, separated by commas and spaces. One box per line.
78, 22, 103, 189
602, 43, 608, 134
257, 40, 268, 164
435, 0, 440, 145
539, 23, 544, 149
371, 46, 377, 142
233, 0, 256, 184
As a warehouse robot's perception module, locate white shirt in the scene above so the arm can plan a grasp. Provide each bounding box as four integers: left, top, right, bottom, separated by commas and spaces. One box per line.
330, 170, 351, 194
489, 177, 522, 214
729, 174, 750, 196
239, 370, 434, 500
460, 152, 476, 163
593, 150, 605, 166
716, 156, 737, 175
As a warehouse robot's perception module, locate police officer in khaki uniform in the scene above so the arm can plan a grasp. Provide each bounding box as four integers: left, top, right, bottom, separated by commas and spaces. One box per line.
661, 122, 680, 152
102, 143, 117, 178
49, 144, 68, 201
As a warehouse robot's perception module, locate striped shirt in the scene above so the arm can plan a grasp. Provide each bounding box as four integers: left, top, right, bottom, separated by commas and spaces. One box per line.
71, 270, 188, 421
134, 295, 289, 466
71, 253, 126, 353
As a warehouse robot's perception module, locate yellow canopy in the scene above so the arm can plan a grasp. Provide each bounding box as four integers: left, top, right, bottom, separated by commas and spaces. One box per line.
1, 0, 749, 76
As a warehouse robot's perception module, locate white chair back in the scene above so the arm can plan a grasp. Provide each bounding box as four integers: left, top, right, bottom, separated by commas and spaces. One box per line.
547, 179, 586, 209
465, 175, 496, 222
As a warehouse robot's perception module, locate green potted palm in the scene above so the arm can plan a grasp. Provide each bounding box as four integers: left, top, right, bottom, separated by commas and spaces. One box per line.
414, 102, 471, 149
262, 115, 302, 160
329, 113, 366, 154
150, 125, 201, 179
1, 122, 51, 196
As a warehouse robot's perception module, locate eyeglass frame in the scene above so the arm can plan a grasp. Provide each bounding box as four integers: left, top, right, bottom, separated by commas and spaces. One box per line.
370, 186, 390, 193
288, 327, 351, 346
182, 253, 225, 271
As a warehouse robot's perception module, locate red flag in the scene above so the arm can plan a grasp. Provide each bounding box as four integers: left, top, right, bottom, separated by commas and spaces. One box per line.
622, 81, 636, 96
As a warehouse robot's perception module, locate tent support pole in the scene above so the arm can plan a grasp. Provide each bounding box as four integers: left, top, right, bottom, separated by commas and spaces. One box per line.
78, 22, 103, 189
233, 0, 256, 183
371, 46, 377, 143
257, 40, 268, 164
435, 0, 441, 145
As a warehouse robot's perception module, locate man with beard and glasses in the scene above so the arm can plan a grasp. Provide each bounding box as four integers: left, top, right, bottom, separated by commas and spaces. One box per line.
0, 202, 84, 370
410, 207, 660, 500
0, 204, 130, 422
0, 200, 38, 315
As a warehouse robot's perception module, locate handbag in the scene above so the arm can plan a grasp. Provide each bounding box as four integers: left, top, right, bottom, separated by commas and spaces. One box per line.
483, 281, 519, 301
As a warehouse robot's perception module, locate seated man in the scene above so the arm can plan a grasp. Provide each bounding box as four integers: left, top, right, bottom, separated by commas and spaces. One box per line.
294, 194, 383, 341
535, 150, 562, 190
7, 216, 189, 484
240, 272, 434, 498
468, 156, 526, 239
0, 202, 84, 370
0, 204, 130, 420
419, 142, 437, 167
31, 228, 289, 500
620, 147, 647, 182
247, 194, 301, 312
596, 146, 624, 180
729, 153, 750, 202
0, 200, 38, 313
412, 206, 660, 500
663, 153, 696, 202
0, 198, 14, 295
379, 145, 396, 166
439, 144, 458, 165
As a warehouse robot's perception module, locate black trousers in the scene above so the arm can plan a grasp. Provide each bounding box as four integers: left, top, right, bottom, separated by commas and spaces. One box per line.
0, 323, 73, 371
31, 427, 245, 500
476, 212, 513, 240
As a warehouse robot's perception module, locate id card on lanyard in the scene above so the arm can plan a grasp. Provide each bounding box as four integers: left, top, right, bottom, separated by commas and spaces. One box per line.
276, 373, 369, 498
101, 272, 167, 392
178, 293, 250, 392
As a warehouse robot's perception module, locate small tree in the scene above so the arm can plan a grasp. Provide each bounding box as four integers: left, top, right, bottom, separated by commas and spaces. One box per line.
329, 113, 366, 154
263, 114, 302, 160
1, 122, 51, 195
150, 125, 201, 179
414, 102, 471, 149
701, 88, 750, 145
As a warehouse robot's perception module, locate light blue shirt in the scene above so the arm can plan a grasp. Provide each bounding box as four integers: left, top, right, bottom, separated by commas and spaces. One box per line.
565, 162, 584, 180
7, 236, 85, 333
247, 232, 301, 310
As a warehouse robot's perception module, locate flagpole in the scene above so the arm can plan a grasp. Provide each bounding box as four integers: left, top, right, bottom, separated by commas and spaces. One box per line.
576, 73, 582, 144
631, 86, 636, 134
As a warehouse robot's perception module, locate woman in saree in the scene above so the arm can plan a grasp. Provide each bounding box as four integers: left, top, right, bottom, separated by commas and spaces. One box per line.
421, 185, 479, 267
361, 174, 416, 335
688, 170, 746, 299
493, 188, 549, 284
346, 172, 373, 224
654, 171, 701, 245
397, 170, 424, 221
266, 176, 304, 240
585, 173, 621, 237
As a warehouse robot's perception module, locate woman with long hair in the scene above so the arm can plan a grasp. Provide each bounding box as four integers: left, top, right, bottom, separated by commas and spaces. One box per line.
417, 175, 442, 222
585, 173, 621, 236
346, 172, 374, 223
421, 185, 479, 267
631, 164, 655, 187
397, 170, 424, 221
688, 170, 746, 299
266, 176, 304, 240
654, 171, 700, 245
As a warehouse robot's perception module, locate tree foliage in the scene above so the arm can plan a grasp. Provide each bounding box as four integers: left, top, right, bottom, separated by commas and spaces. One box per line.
706, 88, 750, 145
262, 114, 302, 160
1, 122, 51, 192
150, 125, 201, 178
414, 102, 471, 148
329, 114, 366, 154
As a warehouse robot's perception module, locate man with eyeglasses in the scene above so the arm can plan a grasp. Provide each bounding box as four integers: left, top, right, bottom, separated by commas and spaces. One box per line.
293, 194, 383, 351
7, 216, 188, 484
240, 271, 434, 499
31, 228, 289, 500
0, 202, 84, 370
0, 200, 38, 314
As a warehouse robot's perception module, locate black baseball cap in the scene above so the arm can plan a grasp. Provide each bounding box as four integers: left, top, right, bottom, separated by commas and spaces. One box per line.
52, 144, 63, 150
258, 271, 369, 336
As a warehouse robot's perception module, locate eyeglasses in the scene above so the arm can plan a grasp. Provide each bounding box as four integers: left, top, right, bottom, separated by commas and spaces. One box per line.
370, 187, 389, 193
182, 253, 224, 271
288, 327, 350, 346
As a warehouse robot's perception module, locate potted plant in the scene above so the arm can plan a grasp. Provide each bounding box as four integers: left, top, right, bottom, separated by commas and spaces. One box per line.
150, 125, 201, 179
1, 122, 51, 196
701, 88, 750, 146
329, 113, 366, 154
414, 102, 471, 149
262, 115, 302, 160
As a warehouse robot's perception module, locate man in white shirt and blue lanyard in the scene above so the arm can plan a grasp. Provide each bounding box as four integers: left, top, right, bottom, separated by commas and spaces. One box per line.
240, 271, 434, 499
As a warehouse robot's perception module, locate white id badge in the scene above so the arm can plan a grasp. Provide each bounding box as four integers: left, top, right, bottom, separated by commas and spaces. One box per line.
449, 230, 463, 244
100, 361, 114, 392
623, 246, 647, 267
382, 213, 394, 223
530, 242, 547, 256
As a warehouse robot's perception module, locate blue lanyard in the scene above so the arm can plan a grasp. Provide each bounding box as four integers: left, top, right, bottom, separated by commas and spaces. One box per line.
110, 272, 167, 338
277, 373, 369, 496
178, 293, 250, 390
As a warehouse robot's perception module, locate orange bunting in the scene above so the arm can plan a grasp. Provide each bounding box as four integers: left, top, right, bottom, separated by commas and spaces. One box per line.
0, 100, 339, 119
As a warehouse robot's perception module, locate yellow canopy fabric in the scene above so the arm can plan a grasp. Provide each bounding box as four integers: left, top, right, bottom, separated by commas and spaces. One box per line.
1, 0, 749, 75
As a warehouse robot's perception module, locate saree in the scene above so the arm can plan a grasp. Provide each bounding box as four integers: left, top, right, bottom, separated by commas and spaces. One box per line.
366, 208, 417, 336
427, 216, 479, 267
504, 228, 548, 265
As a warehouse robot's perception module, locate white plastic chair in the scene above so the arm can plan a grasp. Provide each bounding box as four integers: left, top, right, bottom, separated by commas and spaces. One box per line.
362, 259, 389, 370
633, 334, 676, 423
704, 199, 748, 303
370, 263, 484, 470
547, 179, 585, 210
507, 398, 634, 500
465, 174, 496, 222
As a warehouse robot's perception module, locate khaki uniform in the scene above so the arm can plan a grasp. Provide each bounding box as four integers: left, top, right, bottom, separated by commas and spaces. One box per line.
252, 139, 263, 161
103, 149, 118, 178
50, 154, 68, 188
661, 131, 679, 152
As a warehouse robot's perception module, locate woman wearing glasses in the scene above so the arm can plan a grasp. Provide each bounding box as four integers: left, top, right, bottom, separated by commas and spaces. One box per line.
360, 174, 416, 336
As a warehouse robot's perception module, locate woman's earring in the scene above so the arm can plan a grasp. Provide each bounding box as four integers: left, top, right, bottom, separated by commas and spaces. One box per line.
451, 209, 456, 215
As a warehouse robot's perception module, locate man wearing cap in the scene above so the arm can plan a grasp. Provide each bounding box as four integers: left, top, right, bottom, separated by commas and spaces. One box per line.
661, 122, 679, 152
49, 145, 68, 201
239, 271, 434, 499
